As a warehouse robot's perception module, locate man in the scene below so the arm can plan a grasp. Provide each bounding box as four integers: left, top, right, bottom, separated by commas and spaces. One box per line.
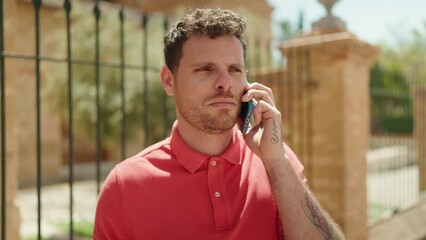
94, 8, 344, 240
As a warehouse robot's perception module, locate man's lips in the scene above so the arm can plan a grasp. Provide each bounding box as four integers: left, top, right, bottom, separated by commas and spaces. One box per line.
207, 99, 237, 108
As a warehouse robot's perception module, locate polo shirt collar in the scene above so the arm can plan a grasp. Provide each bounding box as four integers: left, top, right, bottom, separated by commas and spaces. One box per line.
170, 121, 242, 173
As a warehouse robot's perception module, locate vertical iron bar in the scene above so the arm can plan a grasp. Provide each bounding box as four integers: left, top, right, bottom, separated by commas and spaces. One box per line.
276, 65, 284, 131
266, 41, 272, 68
287, 49, 294, 147
142, 14, 149, 146
119, 8, 126, 160
246, 39, 251, 73
421, 79, 425, 196
306, 48, 314, 183
393, 74, 398, 209
33, 0, 42, 239
296, 48, 303, 156
299, 48, 306, 161
255, 40, 261, 68
245, 39, 250, 83
420, 79, 425, 196
93, 1, 101, 194
64, 0, 74, 239
0, 0, 6, 239
162, 17, 169, 137
411, 76, 417, 201
278, 69, 284, 117
284, 49, 294, 146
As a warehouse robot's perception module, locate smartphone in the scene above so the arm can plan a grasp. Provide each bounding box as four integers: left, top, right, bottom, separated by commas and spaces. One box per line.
238, 99, 254, 134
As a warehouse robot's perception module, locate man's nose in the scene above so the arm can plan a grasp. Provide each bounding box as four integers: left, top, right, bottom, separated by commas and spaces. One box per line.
214, 70, 232, 91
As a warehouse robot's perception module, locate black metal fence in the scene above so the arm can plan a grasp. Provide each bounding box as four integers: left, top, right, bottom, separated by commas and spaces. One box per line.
0, 1, 5, 239
368, 69, 426, 222
0, 0, 277, 239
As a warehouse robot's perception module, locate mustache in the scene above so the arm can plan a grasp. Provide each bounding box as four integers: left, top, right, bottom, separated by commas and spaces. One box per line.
205, 90, 235, 101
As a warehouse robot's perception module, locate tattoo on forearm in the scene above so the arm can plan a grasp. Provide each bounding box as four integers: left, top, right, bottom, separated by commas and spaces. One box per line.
271, 120, 279, 144
303, 193, 340, 240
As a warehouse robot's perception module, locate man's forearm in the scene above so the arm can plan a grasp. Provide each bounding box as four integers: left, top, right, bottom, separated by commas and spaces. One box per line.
263, 155, 345, 240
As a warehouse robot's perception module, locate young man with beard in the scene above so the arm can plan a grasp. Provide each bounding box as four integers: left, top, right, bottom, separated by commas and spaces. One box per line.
93, 8, 344, 240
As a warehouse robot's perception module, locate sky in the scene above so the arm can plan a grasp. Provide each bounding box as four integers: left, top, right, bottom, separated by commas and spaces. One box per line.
267, 0, 426, 45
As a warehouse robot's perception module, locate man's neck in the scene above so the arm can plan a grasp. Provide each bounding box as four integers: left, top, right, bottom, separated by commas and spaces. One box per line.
176, 120, 234, 156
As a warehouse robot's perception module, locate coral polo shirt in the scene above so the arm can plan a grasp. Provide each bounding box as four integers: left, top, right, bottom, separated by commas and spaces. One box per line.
94, 122, 305, 240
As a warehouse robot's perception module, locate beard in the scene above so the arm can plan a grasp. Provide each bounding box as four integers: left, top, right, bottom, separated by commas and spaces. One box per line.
174, 89, 241, 134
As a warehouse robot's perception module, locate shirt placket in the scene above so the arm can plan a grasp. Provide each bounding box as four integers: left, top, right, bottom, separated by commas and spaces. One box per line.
207, 157, 231, 231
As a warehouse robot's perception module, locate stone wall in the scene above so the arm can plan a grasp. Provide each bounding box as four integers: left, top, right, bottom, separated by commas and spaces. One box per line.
10, 1, 63, 187
2, 1, 22, 239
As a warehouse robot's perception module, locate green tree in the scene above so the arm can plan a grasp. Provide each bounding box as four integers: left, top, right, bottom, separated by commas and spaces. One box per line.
273, 11, 304, 41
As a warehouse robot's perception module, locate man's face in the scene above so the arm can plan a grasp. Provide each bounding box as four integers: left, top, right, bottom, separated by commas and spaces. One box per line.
172, 35, 246, 134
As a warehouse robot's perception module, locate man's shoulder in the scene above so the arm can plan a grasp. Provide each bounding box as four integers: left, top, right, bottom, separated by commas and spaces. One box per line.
135, 137, 173, 159
111, 138, 174, 179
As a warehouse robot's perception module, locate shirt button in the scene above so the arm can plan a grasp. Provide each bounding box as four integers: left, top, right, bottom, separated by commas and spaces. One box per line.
211, 160, 217, 166
215, 192, 221, 198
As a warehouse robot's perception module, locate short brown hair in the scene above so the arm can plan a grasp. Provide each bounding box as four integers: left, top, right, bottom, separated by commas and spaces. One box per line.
163, 8, 247, 73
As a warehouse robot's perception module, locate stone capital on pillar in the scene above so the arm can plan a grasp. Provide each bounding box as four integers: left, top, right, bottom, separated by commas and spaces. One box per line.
279, 31, 379, 240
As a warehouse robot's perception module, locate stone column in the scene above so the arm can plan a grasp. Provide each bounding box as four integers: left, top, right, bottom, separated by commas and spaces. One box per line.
414, 87, 426, 192
280, 31, 378, 239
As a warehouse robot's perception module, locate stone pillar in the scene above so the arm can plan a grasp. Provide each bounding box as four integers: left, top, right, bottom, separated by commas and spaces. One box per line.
414, 87, 426, 192
1, 1, 21, 239
280, 31, 378, 239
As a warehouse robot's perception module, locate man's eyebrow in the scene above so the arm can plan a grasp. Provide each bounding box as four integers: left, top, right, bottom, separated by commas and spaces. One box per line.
190, 62, 215, 67
228, 63, 245, 69
190, 62, 245, 69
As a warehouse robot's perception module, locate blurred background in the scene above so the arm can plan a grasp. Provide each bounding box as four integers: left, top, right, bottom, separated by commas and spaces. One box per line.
0, 0, 425, 239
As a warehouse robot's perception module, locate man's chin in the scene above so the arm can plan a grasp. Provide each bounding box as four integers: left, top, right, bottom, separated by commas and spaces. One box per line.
201, 118, 237, 134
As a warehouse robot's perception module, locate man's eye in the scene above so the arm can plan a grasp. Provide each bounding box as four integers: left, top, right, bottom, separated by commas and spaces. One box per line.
197, 66, 212, 72
229, 67, 242, 73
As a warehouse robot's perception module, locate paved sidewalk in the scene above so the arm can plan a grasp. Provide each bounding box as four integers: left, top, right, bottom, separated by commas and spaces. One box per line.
17, 180, 99, 239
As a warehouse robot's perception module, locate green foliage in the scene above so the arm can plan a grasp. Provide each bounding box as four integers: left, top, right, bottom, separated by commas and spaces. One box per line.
23, 237, 52, 240
386, 22, 426, 79
43, 2, 172, 149
273, 11, 304, 42
275, 20, 300, 41
370, 22, 426, 133
370, 61, 412, 133
56, 219, 94, 238
270, 13, 304, 66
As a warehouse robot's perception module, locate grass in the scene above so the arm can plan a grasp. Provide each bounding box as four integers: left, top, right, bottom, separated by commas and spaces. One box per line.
56, 219, 94, 238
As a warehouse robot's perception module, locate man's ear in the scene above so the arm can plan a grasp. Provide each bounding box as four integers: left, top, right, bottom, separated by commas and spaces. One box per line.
160, 65, 175, 96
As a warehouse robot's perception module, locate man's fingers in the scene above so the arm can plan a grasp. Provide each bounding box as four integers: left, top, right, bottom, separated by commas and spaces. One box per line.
242, 89, 275, 108
252, 100, 279, 124
245, 82, 275, 102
